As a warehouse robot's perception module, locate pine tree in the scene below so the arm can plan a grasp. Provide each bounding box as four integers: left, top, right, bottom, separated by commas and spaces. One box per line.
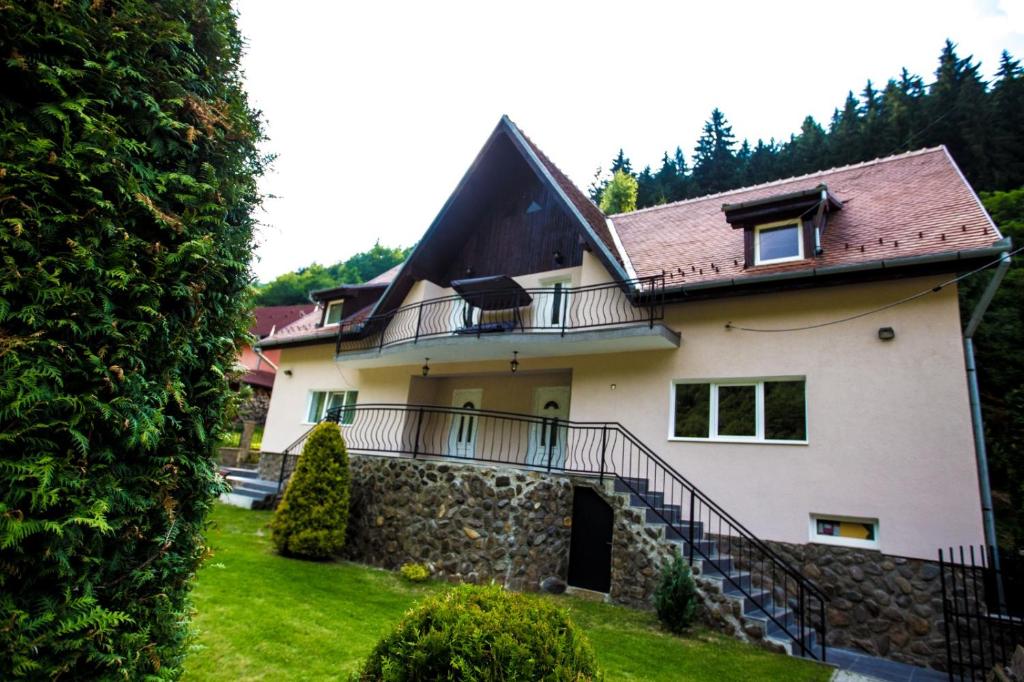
599, 169, 639, 214
636, 166, 660, 208
992, 51, 1024, 189
829, 91, 864, 166
692, 108, 740, 196
610, 148, 634, 176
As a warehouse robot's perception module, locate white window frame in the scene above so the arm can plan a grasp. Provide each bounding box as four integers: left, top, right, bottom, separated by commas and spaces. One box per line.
668, 377, 808, 445
809, 513, 879, 550
324, 300, 345, 326
754, 219, 804, 266
304, 389, 358, 424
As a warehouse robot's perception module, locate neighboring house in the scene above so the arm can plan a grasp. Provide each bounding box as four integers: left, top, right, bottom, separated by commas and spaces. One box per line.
240, 305, 315, 391
257, 116, 1010, 667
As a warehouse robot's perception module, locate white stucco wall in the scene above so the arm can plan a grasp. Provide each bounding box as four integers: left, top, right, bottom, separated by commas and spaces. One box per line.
261, 272, 983, 560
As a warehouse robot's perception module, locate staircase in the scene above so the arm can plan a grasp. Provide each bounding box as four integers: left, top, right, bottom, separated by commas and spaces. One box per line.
609, 476, 821, 658
219, 466, 280, 509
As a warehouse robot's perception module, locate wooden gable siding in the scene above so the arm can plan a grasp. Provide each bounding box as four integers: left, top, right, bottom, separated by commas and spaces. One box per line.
437, 182, 584, 284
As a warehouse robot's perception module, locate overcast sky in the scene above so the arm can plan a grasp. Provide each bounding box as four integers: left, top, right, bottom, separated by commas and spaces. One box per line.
236, 0, 1024, 282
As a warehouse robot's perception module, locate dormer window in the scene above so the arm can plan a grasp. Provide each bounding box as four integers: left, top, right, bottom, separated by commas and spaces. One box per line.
324, 300, 345, 326
754, 220, 803, 265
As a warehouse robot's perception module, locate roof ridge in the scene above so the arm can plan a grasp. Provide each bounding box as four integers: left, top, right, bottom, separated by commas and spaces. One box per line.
611, 146, 946, 217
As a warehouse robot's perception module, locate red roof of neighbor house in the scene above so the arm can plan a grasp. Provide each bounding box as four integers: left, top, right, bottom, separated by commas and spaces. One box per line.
241, 368, 276, 389
610, 147, 1002, 285
252, 305, 316, 338
365, 262, 404, 286
260, 303, 375, 348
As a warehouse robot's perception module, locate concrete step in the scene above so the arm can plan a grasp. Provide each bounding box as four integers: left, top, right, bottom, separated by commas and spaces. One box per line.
613, 477, 650, 495
226, 475, 279, 494
221, 466, 259, 479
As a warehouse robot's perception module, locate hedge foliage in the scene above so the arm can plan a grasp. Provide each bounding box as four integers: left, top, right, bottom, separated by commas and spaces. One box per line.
357, 583, 601, 681
271, 422, 350, 559
0, 2, 263, 678
399, 562, 430, 583
654, 552, 700, 634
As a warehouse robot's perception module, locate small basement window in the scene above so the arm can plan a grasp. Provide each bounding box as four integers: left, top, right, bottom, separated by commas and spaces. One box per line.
754, 220, 803, 265
324, 300, 345, 326
671, 378, 807, 443
811, 514, 879, 549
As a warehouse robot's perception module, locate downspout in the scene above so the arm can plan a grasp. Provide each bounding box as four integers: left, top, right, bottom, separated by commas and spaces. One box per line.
963, 250, 1011, 597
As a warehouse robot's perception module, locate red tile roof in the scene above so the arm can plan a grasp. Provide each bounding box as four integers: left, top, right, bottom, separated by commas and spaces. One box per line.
251, 305, 316, 338
241, 368, 276, 389
259, 303, 374, 349
610, 147, 1002, 285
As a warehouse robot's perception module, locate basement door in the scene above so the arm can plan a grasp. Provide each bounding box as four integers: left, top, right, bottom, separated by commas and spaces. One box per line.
448, 389, 482, 458
567, 486, 613, 593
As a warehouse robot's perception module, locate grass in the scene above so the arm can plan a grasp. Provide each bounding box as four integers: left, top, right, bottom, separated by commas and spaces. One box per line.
185, 504, 833, 681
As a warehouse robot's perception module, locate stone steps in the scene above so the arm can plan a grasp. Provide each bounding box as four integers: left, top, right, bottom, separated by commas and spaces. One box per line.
606, 475, 824, 663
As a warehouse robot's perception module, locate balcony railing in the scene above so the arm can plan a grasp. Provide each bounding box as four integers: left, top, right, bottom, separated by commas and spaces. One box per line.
335, 276, 665, 355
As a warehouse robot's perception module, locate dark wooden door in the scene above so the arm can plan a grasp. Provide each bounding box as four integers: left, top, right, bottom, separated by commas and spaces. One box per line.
568, 486, 613, 593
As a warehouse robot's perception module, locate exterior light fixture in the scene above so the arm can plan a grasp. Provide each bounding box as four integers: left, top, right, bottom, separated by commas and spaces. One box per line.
422, 358, 430, 377
510, 351, 519, 374
878, 327, 896, 341
283, 369, 293, 377
553, 250, 564, 266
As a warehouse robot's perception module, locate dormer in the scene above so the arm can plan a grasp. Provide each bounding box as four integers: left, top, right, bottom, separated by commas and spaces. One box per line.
722, 185, 842, 268
323, 299, 345, 326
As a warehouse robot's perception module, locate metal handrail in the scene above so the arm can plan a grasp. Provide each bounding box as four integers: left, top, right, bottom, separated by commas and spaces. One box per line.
334, 276, 666, 355
273, 402, 828, 660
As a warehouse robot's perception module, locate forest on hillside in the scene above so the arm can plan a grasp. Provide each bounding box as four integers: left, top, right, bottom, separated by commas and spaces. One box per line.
590, 40, 1024, 211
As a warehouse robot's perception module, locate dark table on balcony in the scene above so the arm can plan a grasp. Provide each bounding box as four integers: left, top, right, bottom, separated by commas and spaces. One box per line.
450, 275, 533, 334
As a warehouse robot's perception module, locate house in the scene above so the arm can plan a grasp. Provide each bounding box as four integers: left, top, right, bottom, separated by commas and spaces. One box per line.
256, 116, 1010, 669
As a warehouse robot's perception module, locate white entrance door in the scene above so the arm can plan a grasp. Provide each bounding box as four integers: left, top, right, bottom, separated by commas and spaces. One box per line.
448, 389, 482, 458
535, 278, 571, 331
528, 386, 571, 468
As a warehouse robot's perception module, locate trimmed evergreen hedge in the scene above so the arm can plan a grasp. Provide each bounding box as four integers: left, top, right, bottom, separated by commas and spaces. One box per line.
357, 584, 601, 681
0, 2, 263, 677
271, 422, 350, 558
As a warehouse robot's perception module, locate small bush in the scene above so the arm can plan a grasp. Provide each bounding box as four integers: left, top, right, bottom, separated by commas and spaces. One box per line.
655, 551, 699, 633
271, 422, 350, 558
357, 583, 601, 681
399, 562, 430, 582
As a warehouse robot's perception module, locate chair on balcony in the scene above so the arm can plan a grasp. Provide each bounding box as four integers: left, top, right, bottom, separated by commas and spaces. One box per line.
450, 275, 533, 334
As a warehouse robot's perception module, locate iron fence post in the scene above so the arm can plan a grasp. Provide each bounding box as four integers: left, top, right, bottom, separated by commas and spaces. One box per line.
413, 407, 424, 458
277, 451, 288, 493
687, 493, 695, 565
599, 425, 607, 485
414, 303, 423, 343
799, 581, 807, 657
545, 417, 554, 472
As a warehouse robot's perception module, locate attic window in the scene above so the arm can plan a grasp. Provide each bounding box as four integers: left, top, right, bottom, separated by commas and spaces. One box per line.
324, 300, 344, 326
754, 220, 803, 265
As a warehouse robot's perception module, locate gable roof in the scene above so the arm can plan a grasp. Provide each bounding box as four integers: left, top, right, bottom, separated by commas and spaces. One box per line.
251, 305, 316, 339
367, 116, 631, 319
611, 147, 1004, 291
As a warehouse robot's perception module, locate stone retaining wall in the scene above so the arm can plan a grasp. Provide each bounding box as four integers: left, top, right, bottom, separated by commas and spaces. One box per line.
748, 538, 947, 670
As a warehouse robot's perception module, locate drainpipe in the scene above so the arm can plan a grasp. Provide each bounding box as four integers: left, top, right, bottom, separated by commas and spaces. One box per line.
963, 250, 1011, 597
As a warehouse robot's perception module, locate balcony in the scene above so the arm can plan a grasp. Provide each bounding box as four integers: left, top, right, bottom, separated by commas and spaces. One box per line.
334, 276, 679, 367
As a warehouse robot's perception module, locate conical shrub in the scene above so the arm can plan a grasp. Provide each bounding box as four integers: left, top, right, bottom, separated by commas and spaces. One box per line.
271, 422, 350, 558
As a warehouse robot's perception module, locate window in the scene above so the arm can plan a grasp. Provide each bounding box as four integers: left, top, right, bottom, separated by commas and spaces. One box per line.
324, 300, 344, 326
306, 390, 359, 424
754, 220, 803, 265
671, 379, 806, 443
811, 514, 878, 549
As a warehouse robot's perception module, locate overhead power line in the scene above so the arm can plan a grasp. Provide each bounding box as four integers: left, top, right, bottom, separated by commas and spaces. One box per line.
724, 245, 1021, 334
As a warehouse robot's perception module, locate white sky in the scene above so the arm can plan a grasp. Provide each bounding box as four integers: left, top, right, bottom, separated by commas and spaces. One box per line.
236, 0, 1024, 282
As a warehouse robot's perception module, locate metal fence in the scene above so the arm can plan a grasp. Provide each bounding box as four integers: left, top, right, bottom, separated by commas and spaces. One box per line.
940, 545, 1024, 679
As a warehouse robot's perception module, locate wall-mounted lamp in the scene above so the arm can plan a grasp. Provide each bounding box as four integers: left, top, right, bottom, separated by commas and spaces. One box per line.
610, 383, 617, 391
878, 327, 896, 341
283, 369, 293, 377
422, 358, 431, 377
510, 351, 519, 374
553, 250, 564, 266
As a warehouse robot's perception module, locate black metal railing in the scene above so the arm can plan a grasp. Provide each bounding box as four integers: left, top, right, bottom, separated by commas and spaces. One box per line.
335, 276, 665, 354
273, 402, 828, 660
940, 545, 1024, 680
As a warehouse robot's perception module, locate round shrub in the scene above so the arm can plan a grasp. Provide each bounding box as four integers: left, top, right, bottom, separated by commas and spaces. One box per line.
271, 422, 350, 558
357, 583, 601, 681
399, 562, 430, 582
654, 551, 699, 633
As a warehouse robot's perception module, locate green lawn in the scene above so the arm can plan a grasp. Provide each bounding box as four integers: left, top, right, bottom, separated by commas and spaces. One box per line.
185, 505, 833, 681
